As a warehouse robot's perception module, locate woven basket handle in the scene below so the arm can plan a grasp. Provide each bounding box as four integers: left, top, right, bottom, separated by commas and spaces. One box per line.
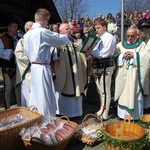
28, 105, 38, 112
82, 114, 103, 128
30, 137, 43, 144
59, 116, 70, 123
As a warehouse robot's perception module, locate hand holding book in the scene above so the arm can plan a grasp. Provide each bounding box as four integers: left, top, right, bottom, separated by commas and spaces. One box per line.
80, 34, 101, 53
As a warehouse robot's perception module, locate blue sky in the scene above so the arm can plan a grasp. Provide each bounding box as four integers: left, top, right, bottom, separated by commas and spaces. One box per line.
85, 0, 121, 19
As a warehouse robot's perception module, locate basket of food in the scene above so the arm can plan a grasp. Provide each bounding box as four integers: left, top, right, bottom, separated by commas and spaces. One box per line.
20, 116, 78, 150
0, 106, 42, 150
103, 115, 147, 150
77, 113, 104, 146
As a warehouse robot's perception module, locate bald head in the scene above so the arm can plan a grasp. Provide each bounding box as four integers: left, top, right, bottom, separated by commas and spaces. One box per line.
59, 23, 71, 35
24, 21, 34, 32
126, 27, 138, 43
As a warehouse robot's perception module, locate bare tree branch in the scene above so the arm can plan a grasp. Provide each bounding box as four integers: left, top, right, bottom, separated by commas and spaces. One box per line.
53, 0, 88, 20
124, 0, 148, 13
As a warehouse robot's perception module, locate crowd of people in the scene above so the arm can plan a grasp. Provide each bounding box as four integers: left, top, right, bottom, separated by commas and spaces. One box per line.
0, 8, 150, 121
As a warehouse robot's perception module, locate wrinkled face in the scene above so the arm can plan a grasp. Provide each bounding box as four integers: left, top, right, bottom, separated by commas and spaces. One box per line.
94, 24, 106, 36
126, 29, 137, 44
8, 23, 18, 35
60, 24, 71, 35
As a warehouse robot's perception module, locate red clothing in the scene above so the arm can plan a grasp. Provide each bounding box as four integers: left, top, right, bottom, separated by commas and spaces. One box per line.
71, 23, 78, 29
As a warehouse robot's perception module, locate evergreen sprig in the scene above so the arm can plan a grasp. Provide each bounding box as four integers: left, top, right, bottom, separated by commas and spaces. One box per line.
136, 118, 150, 129
97, 130, 150, 150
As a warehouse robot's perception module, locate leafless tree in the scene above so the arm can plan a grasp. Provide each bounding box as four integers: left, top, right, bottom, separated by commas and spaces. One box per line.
124, 0, 148, 13
52, 0, 88, 20
143, 0, 150, 11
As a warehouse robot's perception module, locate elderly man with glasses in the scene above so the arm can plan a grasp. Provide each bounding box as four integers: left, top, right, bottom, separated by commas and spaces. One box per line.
114, 27, 150, 120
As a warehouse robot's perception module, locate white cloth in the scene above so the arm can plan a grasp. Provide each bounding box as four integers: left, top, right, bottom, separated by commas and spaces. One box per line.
24, 23, 70, 63
115, 41, 150, 120
54, 77, 82, 118
24, 23, 70, 117
30, 64, 56, 117
15, 38, 31, 107
147, 39, 150, 47
118, 91, 143, 120
21, 79, 30, 107
107, 23, 118, 34
58, 95, 82, 118
53, 78, 60, 114
54, 78, 82, 118
95, 66, 114, 119
144, 39, 150, 108
92, 31, 116, 59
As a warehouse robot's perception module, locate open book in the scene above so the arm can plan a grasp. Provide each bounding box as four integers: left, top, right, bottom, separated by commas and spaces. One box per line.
80, 34, 101, 53
0, 49, 12, 61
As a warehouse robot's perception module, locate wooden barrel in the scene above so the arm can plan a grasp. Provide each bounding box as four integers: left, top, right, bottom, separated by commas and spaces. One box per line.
140, 114, 150, 141
104, 144, 142, 150
104, 116, 145, 150
140, 114, 150, 122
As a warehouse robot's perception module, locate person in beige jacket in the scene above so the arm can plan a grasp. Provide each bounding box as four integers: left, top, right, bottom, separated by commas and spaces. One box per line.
53, 23, 87, 118
15, 21, 33, 107
114, 27, 150, 120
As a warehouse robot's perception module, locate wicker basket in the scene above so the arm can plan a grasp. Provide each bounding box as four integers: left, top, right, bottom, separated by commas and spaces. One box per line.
78, 114, 104, 146
104, 115, 145, 150
22, 116, 78, 150
0, 106, 42, 150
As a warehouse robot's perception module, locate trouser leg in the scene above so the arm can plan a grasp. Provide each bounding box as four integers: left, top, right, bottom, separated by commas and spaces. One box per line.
96, 67, 113, 119
3, 71, 21, 108
99, 73, 112, 119
3, 73, 13, 108
95, 78, 103, 115
15, 83, 21, 106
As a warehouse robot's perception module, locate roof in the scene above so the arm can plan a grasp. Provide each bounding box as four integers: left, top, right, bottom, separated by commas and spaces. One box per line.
0, 0, 61, 32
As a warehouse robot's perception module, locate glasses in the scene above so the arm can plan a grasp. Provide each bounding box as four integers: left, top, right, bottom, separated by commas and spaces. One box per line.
127, 35, 135, 38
